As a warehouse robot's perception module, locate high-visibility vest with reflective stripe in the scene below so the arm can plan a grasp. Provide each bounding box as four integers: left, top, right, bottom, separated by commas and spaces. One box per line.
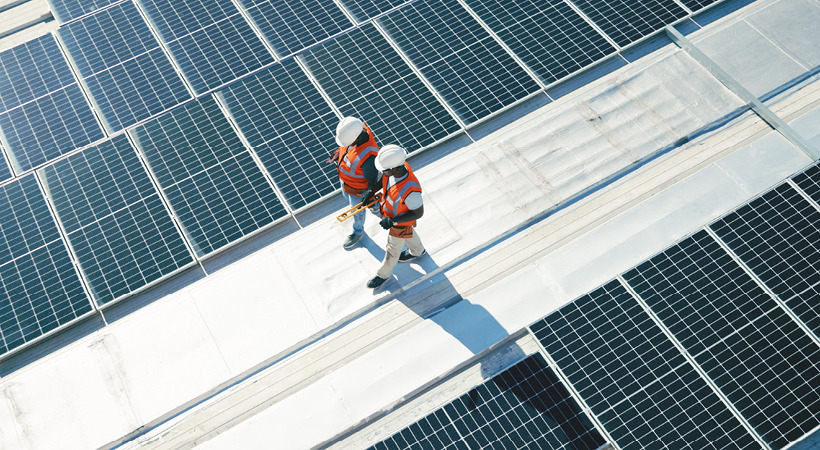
337, 124, 379, 191
381, 163, 422, 227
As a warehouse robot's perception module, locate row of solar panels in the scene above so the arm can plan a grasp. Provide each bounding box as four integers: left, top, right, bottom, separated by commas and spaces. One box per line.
371, 162, 820, 450
0, 0, 726, 356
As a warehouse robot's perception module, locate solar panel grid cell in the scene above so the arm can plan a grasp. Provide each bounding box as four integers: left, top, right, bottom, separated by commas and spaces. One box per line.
341, 0, 408, 22
569, 0, 688, 47
624, 229, 820, 449
711, 182, 820, 337
464, 0, 616, 85
531, 280, 760, 449
130, 97, 287, 257
300, 24, 460, 152
39, 135, 193, 304
378, 0, 541, 125
242, 0, 351, 58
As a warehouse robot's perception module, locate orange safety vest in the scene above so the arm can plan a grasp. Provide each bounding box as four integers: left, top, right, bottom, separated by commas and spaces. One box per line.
337, 124, 379, 194
381, 163, 422, 227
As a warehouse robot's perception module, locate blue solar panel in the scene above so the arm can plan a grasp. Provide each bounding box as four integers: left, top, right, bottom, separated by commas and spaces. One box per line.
47, 0, 120, 23
378, 0, 540, 125
370, 354, 606, 450
240, 0, 351, 57
130, 96, 288, 256
139, 0, 274, 94
531, 280, 760, 449
300, 23, 460, 152
0, 175, 91, 354
0, 34, 76, 113
58, 2, 191, 131
219, 59, 338, 210
625, 230, 820, 449
680, 0, 720, 12
464, 0, 616, 85
39, 135, 193, 304
0, 84, 104, 172
570, 0, 688, 47
0, 149, 11, 182
339, 0, 407, 22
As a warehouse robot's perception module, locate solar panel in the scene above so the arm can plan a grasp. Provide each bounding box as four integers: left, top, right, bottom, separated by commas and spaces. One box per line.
300, 23, 460, 152
711, 183, 820, 336
569, 0, 688, 47
531, 280, 759, 449
624, 230, 820, 449
39, 134, 193, 304
378, 0, 541, 125
793, 163, 820, 208
0, 175, 91, 354
463, 0, 616, 85
369, 354, 605, 450
0, 34, 76, 113
679, 0, 720, 12
240, 0, 351, 58
340, 0, 408, 22
0, 84, 105, 173
138, 0, 274, 94
218, 59, 338, 210
0, 149, 11, 182
47, 0, 119, 23
129, 96, 288, 257
58, 2, 192, 132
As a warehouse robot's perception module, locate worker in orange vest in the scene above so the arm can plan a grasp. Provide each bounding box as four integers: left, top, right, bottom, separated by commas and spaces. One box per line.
332, 117, 381, 249
367, 145, 427, 289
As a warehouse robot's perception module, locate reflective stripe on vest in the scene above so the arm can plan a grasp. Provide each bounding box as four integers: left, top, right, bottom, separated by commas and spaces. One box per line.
337, 125, 378, 190
338, 145, 378, 179
384, 180, 421, 217
382, 163, 422, 226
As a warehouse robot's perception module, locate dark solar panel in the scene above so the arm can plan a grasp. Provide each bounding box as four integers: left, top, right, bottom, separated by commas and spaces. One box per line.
0, 150, 11, 181
792, 163, 820, 210
58, 2, 191, 131
139, 0, 274, 94
370, 354, 605, 450
300, 24, 460, 152
0, 34, 76, 113
624, 230, 820, 449
340, 0, 407, 22
130, 96, 287, 257
679, 0, 720, 12
711, 183, 820, 336
47, 0, 118, 23
464, 0, 616, 85
0, 175, 91, 354
378, 0, 540, 125
39, 135, 193, 304
569, 0, 688, 47
241, 0, 351, 57
219, 59, 338, 210
0, 84, 104, 172
531, 280, 759, 449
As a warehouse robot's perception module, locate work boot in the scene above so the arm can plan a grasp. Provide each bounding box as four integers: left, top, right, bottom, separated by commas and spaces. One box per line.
399, 249, 426, 263
343, 233, 363, 250
367, 276, 387, 289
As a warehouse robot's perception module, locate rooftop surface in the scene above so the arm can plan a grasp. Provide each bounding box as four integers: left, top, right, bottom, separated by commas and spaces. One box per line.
1, 0, 820, 449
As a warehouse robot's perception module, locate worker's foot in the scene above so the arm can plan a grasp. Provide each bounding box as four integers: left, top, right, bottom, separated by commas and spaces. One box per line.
343, 233, 363, 250
367, 276, 387, 289
399, 249, 426, 263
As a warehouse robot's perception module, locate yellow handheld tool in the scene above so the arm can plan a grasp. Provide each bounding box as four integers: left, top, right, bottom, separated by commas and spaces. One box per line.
337, 194, 380, 222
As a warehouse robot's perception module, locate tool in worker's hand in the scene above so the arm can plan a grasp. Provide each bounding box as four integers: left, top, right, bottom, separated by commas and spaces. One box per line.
337, 194, 380, 222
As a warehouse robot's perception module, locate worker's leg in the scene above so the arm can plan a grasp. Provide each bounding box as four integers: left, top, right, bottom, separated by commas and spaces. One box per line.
343, 190, 365, 235
376, 234, 404, 279
405, 230, 424, 256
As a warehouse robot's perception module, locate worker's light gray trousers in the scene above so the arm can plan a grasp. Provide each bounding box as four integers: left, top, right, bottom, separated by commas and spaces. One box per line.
376, 231, 425, 279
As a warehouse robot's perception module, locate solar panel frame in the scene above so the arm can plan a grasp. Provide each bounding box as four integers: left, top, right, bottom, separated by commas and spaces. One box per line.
299, 23, 461, 153
241, 0, 353, 58
624, 230, 820, 449
57, 2, 192, 132
531, 280, 760, 449
38, 134, 194, 305
137, 0, 275, 94
463, 0, 617, 85
129, 96, 288, 257
218, 59, 340, 210
567, 0, 688, 47
0, 174, 92, 355
377, 0, 541, 125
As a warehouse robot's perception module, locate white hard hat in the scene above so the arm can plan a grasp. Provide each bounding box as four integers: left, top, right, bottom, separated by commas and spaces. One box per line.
375, 144, 407, 172
335, 116, 363, 147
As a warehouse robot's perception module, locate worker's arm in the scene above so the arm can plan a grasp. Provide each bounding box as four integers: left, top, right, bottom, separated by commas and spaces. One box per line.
380, 205, 424, 229
360, 155, 380, 203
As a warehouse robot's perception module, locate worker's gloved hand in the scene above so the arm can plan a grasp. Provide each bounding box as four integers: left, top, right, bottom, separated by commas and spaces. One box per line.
361, 189, 375, 205
327, 147, 341, 164
379, 217, 394, 230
